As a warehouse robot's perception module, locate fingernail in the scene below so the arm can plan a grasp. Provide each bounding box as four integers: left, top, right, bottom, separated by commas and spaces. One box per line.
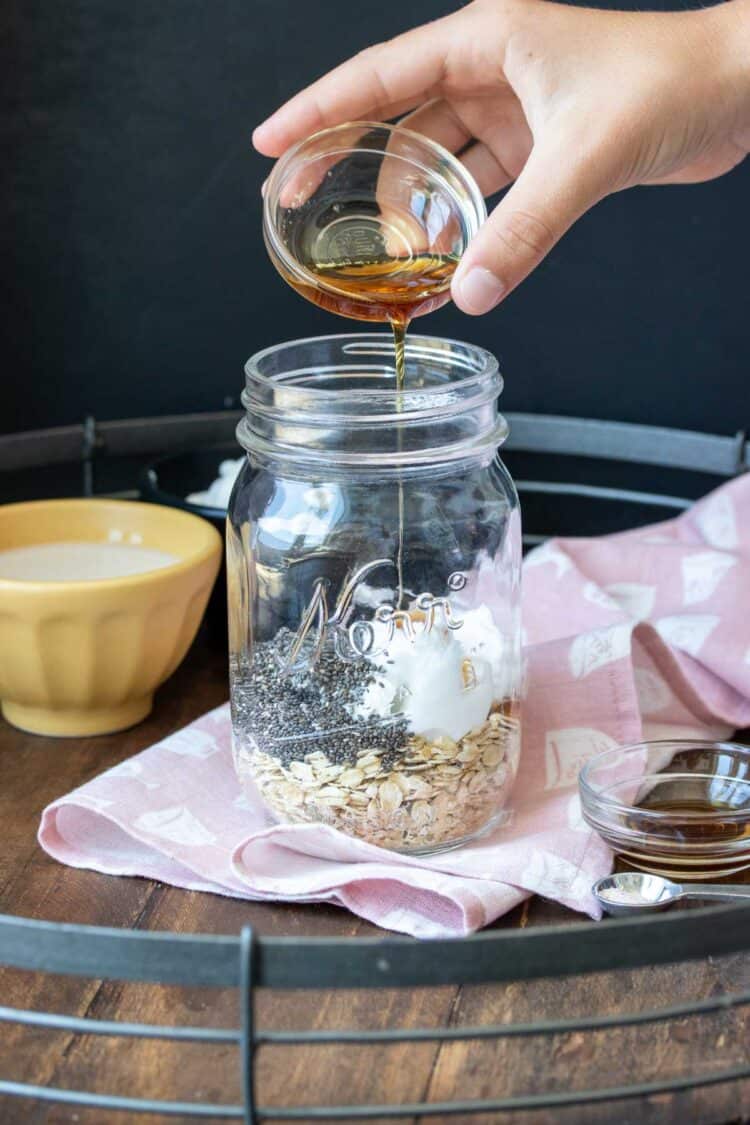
454, 267, 505, 315
252, 123, 268, 147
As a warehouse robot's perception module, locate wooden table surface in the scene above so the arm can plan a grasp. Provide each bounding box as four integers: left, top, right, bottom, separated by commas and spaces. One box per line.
0, 628, 748, 1125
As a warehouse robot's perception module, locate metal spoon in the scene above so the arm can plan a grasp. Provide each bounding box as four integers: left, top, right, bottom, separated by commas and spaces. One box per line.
593, 871, 750, 917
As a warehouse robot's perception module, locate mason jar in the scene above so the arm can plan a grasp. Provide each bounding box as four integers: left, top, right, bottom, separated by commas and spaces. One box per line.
227, 333, 522, 854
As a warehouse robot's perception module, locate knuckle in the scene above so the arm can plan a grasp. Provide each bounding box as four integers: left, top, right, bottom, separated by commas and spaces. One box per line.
354, 44, 393, 104
355, 43, 380, 64
308, 92, 328, 131
491, 209, 556, 261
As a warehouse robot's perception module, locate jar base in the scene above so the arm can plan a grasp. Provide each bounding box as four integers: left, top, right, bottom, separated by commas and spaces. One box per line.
1, 694, 153, 738
390, 806, 513, 856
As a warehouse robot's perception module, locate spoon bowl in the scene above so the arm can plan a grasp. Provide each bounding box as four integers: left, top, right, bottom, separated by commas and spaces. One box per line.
594, 872, 679, 916
593, 871, 750, 917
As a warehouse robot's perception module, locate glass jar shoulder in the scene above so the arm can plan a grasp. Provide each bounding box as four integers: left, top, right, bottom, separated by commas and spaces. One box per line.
227, 455, 518, 559
229, 452, 518, 514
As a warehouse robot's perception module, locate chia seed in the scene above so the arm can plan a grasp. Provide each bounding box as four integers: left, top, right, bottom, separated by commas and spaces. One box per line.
230, 628, 408, 768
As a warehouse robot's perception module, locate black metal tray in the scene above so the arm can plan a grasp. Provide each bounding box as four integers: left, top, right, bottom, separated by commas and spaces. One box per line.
0, 409, 748, 1121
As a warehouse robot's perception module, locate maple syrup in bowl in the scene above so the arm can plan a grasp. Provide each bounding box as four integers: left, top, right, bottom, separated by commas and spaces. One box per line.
579, 741, 750, 879
262, 122, 487, 381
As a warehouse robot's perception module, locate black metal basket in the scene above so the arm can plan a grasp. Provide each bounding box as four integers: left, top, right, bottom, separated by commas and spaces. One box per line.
0, 410, 749, 1121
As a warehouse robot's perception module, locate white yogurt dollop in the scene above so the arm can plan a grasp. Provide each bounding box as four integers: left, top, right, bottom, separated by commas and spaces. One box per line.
354, 606, 507, 742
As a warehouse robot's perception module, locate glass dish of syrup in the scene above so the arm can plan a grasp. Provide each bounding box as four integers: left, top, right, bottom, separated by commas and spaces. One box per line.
262, 120, 486, 387
579, 741, 750, 880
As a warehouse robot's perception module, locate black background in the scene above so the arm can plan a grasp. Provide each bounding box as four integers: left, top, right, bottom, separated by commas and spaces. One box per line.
1, 0, 748, 437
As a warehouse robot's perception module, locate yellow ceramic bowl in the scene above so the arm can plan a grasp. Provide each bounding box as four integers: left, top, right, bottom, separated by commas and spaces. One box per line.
0, 499, 222, 737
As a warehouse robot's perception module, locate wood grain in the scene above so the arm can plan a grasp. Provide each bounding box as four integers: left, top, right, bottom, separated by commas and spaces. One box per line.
0, 630, 747, 1125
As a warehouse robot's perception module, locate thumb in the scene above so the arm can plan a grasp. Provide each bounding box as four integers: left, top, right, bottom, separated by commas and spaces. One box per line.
451, 144, 605, 315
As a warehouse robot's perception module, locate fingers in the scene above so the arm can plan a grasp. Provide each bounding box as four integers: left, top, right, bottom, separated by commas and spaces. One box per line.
398, 99, 473, 157
275, 123, 373, 209
452, 143, 606, 314
398, 101, 516, 197
253, 21, 453, 157
459, 140, 514, 197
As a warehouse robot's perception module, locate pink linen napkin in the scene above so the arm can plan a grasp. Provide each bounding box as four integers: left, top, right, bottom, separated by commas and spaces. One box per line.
39, 476, 750, 938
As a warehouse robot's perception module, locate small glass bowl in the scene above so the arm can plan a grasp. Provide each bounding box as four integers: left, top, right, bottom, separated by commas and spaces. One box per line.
262, 121, 487, 322
579, 741, 750, 880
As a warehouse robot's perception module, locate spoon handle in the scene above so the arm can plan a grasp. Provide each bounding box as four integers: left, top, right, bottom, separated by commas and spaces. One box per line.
678, 885, 750, 902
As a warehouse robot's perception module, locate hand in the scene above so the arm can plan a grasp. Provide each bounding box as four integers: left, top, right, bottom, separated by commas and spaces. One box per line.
253, 0, 750, 314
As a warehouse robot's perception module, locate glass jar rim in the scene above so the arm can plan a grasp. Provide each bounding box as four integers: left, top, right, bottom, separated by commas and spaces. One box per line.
262, 120, 488, 298
239, 332, 508, 471
244, 331, 501, 401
